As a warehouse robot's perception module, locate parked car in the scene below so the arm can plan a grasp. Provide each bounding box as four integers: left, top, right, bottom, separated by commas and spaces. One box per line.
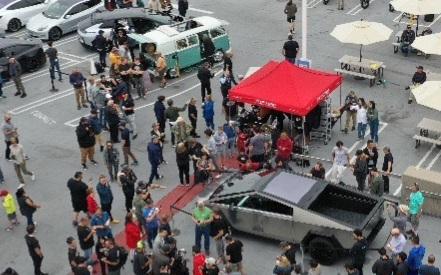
0, 37, 46, 79
77, 8, 177, 48
0, 0, 56, 32
129, 16, 231, 77
207, 170, 386, 265
26, 0, 103, 41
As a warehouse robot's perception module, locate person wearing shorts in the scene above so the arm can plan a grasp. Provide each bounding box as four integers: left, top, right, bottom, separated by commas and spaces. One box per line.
284, 0, 297, 34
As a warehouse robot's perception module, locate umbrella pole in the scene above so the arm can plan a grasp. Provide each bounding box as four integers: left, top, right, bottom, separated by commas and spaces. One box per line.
416, 15, 419, 36
359, 44, 363, 62
302, 116, 306, 174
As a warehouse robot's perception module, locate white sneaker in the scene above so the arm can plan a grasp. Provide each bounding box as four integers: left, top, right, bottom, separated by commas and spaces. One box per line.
31, 173, 36, 181
17, 183, 25, 189
215, 174, 222, 179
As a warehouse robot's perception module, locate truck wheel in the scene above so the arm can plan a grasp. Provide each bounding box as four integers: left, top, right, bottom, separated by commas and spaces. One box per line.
309, 237, 338, 265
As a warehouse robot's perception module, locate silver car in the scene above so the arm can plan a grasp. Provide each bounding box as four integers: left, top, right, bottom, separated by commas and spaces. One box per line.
0, 0, 56, 32
26, 0, 103, 40
77, 8, 174, 48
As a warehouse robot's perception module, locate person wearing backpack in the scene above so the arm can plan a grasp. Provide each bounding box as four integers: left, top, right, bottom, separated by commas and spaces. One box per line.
284, 0, 297, 34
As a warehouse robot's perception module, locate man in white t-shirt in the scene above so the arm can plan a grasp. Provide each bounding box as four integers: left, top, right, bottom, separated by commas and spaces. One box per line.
329, 140, 350, 184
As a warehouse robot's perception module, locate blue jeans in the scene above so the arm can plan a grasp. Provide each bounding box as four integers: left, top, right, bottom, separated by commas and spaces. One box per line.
83, 247, 94, 265
49, 59, 62, 80
195, 225, 210, 252
358, 123, 367, 139
369, 119, 379, 143
25, 213, 34, 226
205, 117, 214, 129
146, 226, 158, 249
99, 106, 107, 128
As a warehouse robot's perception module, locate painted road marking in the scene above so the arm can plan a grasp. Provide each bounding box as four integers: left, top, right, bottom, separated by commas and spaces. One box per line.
64, 70, 224, 127
30, 110, 56, 125
10, 88, 75, 115
307, 0, 322, 8
346, 0, 377, 16
426, 149, 441, 170
416, 144, 436, 168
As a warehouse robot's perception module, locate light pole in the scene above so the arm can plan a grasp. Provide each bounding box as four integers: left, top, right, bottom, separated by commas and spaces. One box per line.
298, 0, 312, 68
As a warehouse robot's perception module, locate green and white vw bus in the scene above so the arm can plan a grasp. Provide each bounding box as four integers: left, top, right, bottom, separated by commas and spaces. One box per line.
129, 16, 231, 77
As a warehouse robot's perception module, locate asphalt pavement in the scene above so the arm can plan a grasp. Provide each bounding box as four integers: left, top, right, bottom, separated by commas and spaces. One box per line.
1, 0, 441, 274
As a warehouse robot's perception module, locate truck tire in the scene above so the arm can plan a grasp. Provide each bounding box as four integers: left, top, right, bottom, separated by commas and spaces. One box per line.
309, 237, 338, 265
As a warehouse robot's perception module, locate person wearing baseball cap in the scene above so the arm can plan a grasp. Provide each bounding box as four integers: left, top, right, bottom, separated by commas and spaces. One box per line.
406, 65, 426, 103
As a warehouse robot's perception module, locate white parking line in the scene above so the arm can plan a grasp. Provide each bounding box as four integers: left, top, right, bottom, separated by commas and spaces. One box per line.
346, 0, 377, 15
346, 4, 361, 15
64, 69, 224, 127
416, 144, 435, 168
9, 87, 74, 115
11, 88, 75, 115
57, 56, 78, 63
427, 150, 441, 170
3, 61, 78, 90
58, 52, 90, 61
393, 185, 402, 196
307, 0, 322, 8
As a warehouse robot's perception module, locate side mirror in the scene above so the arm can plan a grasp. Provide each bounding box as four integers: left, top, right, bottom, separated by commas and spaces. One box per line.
64, 14, 71, 19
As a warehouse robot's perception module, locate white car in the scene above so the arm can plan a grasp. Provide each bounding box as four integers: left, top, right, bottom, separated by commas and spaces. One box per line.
26, 0, 103, 40
0, 0, 55, 32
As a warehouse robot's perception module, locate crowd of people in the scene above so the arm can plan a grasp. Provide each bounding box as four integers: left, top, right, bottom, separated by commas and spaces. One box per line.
0, 1, 440, 275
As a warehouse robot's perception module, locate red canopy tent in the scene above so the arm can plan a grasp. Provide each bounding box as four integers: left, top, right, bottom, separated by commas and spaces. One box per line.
229, 60, 342, 116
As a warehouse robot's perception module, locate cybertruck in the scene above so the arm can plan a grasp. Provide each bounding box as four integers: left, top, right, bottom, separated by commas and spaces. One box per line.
207, 170, 386, 264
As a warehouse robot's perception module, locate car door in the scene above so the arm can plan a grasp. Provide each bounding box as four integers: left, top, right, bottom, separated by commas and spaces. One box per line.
61, 2, 90, 33
235, 194, 295, 240
19, 0, 47, 24
175, 34, 201, 69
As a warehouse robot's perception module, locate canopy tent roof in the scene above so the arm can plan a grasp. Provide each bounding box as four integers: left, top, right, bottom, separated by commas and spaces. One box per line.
229, 61, 342, 116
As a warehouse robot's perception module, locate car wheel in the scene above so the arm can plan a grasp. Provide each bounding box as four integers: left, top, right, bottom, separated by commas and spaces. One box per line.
49, 27, 62, 41
309, 237, 338, 265
213, 50, 224, 63
7, 18, 22, 32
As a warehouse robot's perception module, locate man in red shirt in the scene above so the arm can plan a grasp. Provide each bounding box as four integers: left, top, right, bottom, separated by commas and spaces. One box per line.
276, 132, 294, 167
192, 245, 206, 275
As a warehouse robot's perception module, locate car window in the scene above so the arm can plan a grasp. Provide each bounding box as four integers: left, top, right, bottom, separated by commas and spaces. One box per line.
99, 20, 115, 29
43, 1, 72, 19
67, 3, 89, 15
6, 0, 28, 10
25, 0, 44, 6
187, 35, 199, 47
176, 39, 188, 50
240, 195, 293, 216
210, 27, 226, 38
212, 196, 245, 206
84, 0, 101, 8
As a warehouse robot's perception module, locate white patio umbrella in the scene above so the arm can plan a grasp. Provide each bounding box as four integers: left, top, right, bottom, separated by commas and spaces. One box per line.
390, 0, 441, 34
330, 20, 393, 61
411, 81, 441, 111
411, 33, 441, 55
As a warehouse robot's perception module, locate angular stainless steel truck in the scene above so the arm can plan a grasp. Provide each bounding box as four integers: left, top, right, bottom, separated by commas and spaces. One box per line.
207, 170, 386, 265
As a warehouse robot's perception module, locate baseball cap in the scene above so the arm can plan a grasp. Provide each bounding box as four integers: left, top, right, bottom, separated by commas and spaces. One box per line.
66, 236, 75, 244
205, 257, 216, 265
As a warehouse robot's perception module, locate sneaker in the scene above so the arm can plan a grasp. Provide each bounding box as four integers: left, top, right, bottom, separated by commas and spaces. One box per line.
31, 173, 36, 181
58, 79, 63, 82
132, 160, 139, 166
0, 180, 4, 184
20, 93, 27, 98
215, 174, 222, 179
14, 92, 21, 96
0, 95, 6, 98
111, 219, 120, 224
132, 134, 138, 140
172, 145, 176, 148
18, 183, 25, 189
77, 106, 81, 110
82, 164, 88, 170
82, 104, 89, 108
5, 227, 12, 232
91, 160, 98, 166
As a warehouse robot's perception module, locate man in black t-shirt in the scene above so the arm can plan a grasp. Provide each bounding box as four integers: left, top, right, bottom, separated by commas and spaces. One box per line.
67, 236, 79, 271
103, 239, 121, 274
225, 235, 245, 275
282, 35, 299, 64
67, 171, 89, 227
382, 146, 393, 194
210, 209, 228, 264
72, 256, 91, 275
77, 216, 96, 266
45, 41, 62, 81
25, 224, 48, 275
121, 92, 137, 139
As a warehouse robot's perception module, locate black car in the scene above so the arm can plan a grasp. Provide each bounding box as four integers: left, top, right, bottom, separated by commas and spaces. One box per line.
0, 37, 46, 79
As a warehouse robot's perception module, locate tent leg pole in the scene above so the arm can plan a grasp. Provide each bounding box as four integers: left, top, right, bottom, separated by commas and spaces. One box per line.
339, 84, 342, 131
302, 116, 306, 174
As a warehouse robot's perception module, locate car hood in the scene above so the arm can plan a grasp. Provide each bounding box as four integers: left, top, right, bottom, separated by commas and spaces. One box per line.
26, 13, 58, 31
